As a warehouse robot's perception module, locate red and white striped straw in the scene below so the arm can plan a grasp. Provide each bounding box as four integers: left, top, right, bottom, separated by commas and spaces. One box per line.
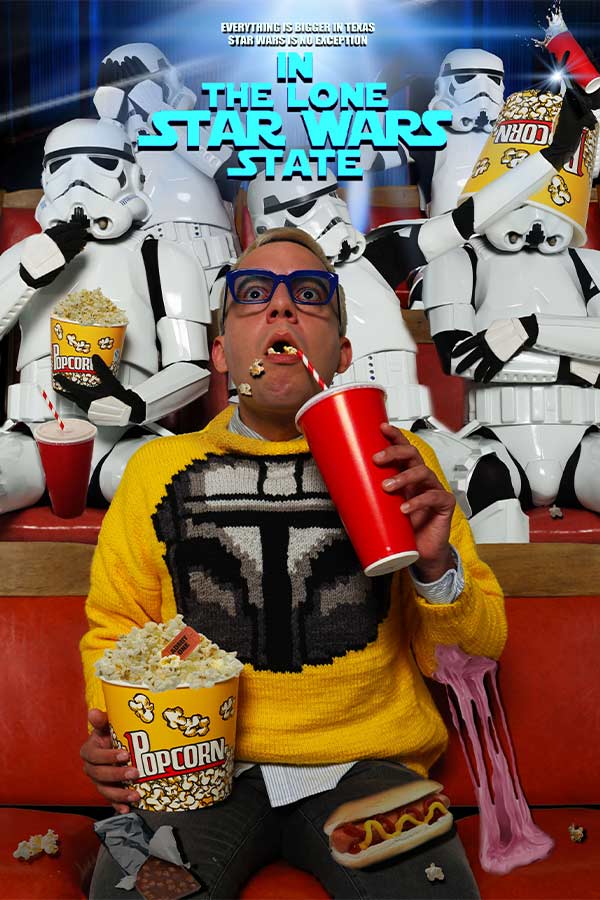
295, 349, 327, 391
40, 387, 65, 430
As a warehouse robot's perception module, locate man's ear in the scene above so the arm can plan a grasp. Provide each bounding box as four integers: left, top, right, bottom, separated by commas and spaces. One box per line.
211, 335, 228, 374
335, 336, 353, 375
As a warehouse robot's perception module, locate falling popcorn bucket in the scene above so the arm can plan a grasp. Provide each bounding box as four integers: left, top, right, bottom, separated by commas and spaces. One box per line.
50, 316, 127, 393
460, 89, 597, 246
101, 677, 239, 811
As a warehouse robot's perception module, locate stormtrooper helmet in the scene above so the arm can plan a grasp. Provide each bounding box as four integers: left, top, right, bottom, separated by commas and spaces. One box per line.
485, 204, 574, 254
98, 42, 196, 110
36, 118, 149, 239
429, 48, 504, 133
247, 165, 366, 264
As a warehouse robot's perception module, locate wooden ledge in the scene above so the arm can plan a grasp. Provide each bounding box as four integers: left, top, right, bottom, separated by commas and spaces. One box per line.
2, 540, 600, 598
478, 542, 600, 597
1, 541, 94, 596
403, 308, 431, 342
0, 188, 43, 209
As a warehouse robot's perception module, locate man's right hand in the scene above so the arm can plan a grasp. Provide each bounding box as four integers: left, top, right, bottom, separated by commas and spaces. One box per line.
80, 708, 140, 814
541, 84, 599, 172
20, 223, 89, 288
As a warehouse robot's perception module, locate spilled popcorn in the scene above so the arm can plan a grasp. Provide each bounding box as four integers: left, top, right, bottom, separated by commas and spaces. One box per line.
425, 862, 445, 882
568, 823, 586, 843
249, 359, 265, 377
95, 615, 243, 691
14, 829, 59, 861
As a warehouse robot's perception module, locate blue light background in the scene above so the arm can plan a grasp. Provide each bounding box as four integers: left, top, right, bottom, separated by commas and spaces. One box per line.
1, 0, 599, 191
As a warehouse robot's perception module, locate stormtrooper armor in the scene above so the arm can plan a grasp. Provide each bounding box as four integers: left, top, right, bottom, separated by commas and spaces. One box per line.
37, 117, 148, 239
93, 42, 239, 306
364, 83, 600, 542
248, 168, 366, 264
425, 48, 505, 216
245, 157, 575, 537
364, 146, 563, 295
97, 42, 197, 113
424, 212, 600, 526
422, 98, 600, 539
359, 49, 505, 308
0, 118, 211, 513
246, 166, 431, 428
361, 49, 505, 218
243, 112, 590, 441
430, 48, 504, 134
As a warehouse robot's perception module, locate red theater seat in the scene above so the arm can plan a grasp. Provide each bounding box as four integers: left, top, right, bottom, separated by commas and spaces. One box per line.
241, 862, 328, 899
0, 595, 106, 899
1, 543, 598, 900
528, 506, 600, 542
457, 809, 600, 900
0, 506, 106, 543
0, 809, 98, 900
242, 810, 600, 900
0, 202, 41, 251
416, 342, 465, 432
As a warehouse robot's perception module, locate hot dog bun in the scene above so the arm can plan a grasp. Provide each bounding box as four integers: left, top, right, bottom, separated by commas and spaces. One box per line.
324, 779, 453, 869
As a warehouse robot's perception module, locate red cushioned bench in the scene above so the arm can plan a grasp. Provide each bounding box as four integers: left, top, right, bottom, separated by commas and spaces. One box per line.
2, 540, 599, 899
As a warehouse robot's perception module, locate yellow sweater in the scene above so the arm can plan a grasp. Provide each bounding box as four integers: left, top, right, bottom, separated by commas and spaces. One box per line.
81, 406, 506, 776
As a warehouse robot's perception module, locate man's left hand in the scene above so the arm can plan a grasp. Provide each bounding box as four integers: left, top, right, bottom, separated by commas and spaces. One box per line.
373, 423, 456, 582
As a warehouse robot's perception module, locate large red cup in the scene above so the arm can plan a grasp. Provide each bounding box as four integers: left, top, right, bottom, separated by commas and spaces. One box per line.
295, 383, 419, 576
33, 418, 97, 518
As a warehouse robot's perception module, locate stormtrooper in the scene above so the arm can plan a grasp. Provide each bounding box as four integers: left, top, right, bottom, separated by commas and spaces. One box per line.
361, 49, 505, 296
0, 116, 211, 514
244, 85, 592, 436
246, 165, 431, 429
93, 42, 239, 299
366, 48, 505, 216
422, 87, 600, 541
421, 47, 506, 216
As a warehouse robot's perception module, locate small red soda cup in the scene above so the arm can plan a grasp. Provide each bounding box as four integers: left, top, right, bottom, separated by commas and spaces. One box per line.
542, 10, 600, 93
547, 31, 600, 93
33, 418, 97, 518
296, 383, 419, 576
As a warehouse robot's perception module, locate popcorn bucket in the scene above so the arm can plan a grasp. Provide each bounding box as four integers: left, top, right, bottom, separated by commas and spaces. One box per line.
460, 90, 597, 246
101, 677, 239, 812
50, 316, 127, 393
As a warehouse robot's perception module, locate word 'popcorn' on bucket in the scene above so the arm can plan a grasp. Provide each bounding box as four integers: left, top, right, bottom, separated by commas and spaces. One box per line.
126, 729, 226, 780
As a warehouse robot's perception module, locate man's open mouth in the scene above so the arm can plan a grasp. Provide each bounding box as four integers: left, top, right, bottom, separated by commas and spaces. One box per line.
265, 337, 299, 354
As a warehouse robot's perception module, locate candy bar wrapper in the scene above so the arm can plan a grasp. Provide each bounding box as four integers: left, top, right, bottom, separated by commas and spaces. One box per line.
136, 857, 202, 900
93, 813, 202, 893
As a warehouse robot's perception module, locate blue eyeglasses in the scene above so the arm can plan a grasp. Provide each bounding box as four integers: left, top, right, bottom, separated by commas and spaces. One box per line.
225, 269, 339, 306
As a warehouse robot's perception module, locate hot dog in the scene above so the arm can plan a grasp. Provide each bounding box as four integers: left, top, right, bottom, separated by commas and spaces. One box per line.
323, 779, 453, 869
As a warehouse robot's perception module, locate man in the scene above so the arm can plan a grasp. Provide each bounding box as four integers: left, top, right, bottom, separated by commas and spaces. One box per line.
81, 227, 506, 899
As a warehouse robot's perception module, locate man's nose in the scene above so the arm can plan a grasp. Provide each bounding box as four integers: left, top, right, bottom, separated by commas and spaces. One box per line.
266, 281, 298, 320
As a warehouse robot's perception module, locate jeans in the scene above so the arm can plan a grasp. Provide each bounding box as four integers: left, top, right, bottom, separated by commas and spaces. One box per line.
90, 759, 480, 900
